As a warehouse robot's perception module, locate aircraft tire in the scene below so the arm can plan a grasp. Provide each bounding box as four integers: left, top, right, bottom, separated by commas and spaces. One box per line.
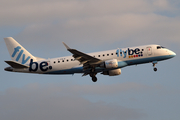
92, 76, 97, 82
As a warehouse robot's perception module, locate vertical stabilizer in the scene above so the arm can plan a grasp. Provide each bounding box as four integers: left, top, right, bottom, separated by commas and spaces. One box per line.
4, 37, 37, 65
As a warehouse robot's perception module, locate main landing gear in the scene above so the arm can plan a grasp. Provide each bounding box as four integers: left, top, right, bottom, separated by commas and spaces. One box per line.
92, 76, 97, 82
152, 61, 158, 72
90, 73, 97, 82
89, 67, 97, 82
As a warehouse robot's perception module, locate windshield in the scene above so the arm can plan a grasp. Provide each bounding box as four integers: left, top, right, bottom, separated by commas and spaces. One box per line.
157, 46, 166, 49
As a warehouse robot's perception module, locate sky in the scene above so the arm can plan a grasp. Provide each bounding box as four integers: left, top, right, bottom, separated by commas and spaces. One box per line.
0, 0, 180, 120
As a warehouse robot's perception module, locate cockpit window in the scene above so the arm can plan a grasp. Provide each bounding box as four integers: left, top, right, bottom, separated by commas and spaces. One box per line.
157, 46, 166, 49
157, 46, 161, 49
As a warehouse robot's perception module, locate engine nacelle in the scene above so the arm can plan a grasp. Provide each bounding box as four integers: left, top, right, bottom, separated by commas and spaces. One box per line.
102, 68, 121, 76
100, 59, 118, 68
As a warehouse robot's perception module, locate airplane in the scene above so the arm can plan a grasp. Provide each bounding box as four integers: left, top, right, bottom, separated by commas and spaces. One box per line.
4, 37, 176, 82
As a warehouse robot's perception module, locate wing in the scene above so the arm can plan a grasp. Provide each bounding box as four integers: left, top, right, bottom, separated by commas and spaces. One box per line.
63, 42, 103, 71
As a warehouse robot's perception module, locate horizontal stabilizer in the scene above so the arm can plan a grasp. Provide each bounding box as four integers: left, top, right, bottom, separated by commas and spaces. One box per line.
5, 61, 29, 68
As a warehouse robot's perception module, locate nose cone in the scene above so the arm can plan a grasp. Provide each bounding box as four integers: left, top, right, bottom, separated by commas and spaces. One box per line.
169, 50, 176, 57
173, 51, 176, 56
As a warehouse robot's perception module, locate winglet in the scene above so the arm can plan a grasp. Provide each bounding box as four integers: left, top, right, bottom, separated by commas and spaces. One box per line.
62, 42, 71, 50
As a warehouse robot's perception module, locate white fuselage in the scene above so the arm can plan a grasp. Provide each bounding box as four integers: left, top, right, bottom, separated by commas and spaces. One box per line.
9, 44, 176, 74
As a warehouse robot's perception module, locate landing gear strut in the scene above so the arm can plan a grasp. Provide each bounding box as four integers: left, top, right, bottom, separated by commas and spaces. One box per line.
152, 61, 158, 72
90, 67, 97, 82
90, 73, 97, 82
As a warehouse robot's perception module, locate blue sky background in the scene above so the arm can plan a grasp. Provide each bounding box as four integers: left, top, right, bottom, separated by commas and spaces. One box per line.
0, 0, 180, 120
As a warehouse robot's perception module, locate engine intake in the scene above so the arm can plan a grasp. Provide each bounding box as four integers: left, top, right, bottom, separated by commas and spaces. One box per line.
100, 59, 118, 68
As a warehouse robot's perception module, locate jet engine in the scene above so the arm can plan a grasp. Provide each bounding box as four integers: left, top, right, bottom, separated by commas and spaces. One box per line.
101, 68, 121, 76
100, 59, 118, 68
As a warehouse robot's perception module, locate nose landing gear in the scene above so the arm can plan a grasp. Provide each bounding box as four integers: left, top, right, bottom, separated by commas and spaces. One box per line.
153, 67, 157, 71
152, 61, 158, 72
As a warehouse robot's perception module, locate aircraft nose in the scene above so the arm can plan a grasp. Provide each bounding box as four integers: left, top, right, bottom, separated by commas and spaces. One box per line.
169, 50, 176, 57
172, 51, 176, 56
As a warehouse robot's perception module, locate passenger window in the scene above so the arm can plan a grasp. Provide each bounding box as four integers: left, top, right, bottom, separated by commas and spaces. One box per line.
67, 60, 69, 62
62, 60, 64, 62
71, 59, 73, 61
103, 54, 105, 56
98, 55, 100, 57
54, 61, 56, 63
111, 53, 113, 55
58, 61, 60, 63
107, 54, 109, 56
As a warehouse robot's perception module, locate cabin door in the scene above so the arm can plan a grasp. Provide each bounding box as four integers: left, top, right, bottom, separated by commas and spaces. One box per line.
146, 46, 152, 56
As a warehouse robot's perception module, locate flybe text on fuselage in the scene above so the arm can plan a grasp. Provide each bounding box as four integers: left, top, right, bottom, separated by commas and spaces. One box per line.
116, 48, 144, 58
12, 46, 52, 72
29, 59, 52, 72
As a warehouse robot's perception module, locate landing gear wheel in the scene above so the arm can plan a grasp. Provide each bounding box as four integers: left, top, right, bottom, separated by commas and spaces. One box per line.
154, 67, 157, 72
92, 76, 97, 82
152, 61, 158, 72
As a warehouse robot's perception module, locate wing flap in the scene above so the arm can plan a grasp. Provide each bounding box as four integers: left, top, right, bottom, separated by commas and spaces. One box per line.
5, 61, 29, 68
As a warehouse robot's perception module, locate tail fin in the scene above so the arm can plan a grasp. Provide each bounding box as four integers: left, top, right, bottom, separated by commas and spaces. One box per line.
4, 37, 37, 65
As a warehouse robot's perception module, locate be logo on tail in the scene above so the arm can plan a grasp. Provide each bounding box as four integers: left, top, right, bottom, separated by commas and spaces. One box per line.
12, 46, 31, 64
